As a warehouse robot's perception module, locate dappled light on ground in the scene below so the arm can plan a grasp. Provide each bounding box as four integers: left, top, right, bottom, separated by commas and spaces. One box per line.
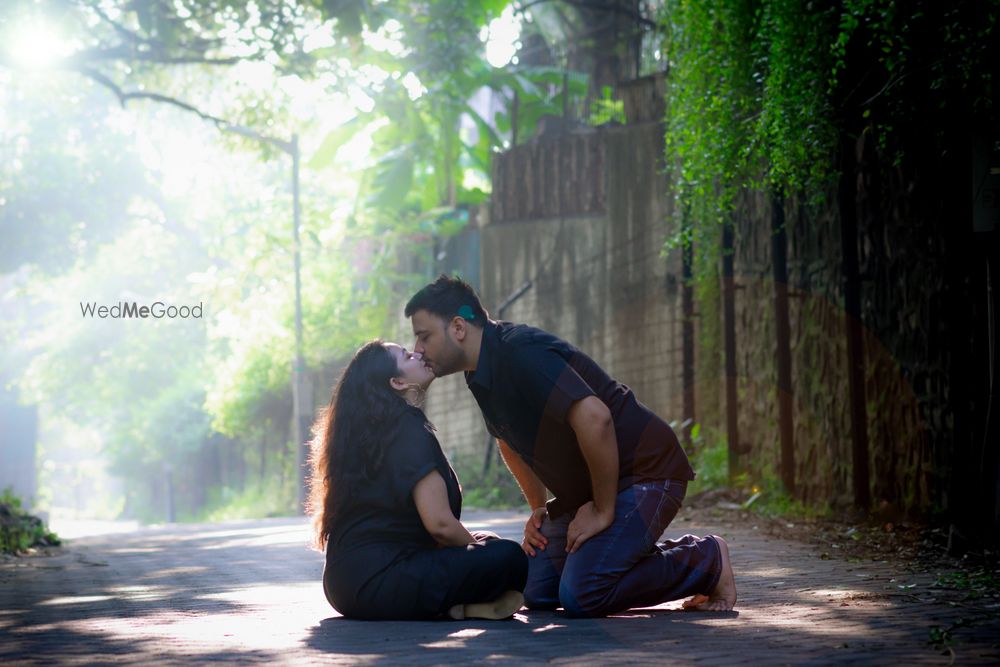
2, 514, 998, 664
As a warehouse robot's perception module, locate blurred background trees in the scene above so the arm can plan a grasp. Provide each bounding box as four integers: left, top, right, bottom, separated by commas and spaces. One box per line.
0, 0, 608, 522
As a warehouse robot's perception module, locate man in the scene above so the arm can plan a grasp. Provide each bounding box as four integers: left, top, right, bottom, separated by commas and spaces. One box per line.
406, 275, 736, 617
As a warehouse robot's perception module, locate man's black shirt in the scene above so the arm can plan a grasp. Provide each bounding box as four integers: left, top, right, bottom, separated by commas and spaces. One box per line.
465, 320, 694, 519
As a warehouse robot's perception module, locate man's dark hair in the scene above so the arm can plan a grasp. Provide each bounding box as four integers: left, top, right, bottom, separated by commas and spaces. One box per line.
405, 274, 489, 328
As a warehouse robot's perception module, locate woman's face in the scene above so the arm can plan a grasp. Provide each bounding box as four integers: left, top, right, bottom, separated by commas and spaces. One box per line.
385, 343, 434, 391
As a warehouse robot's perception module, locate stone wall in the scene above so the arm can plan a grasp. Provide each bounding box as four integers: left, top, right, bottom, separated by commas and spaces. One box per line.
730, 190, 854, 508
726, 135, 964, 513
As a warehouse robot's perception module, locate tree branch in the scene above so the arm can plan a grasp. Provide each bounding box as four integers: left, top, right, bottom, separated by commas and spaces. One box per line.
74, 66, 293, 153
70, 0, 250, 65
82, 0, 163, 47
76, 45, 254, 66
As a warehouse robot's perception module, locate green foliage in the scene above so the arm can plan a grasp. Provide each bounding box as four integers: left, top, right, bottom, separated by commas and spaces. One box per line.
194, 475, 296, 522
0, 84, 151, 274
662, 0, 760, 243
927, 625, 953, 649
687, 430, 826, 520
308, 63, 588, 227
662, 0, 997, 508
588, 85, 625, 126
0, 0, 603, 526
0, 489, 60, 554
451, 451, 527, 510
662, 0, 835, 266
747, 475, 827, 520
663, 0, 998, 253
933, 569, 1000, 596
831, 0, 998, 161
685, 425, 730, 496
757, 0, 837, 196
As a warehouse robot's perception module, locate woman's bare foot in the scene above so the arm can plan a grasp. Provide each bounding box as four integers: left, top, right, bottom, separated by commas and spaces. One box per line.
448, 590, 524, 620
682, 535, 737, 612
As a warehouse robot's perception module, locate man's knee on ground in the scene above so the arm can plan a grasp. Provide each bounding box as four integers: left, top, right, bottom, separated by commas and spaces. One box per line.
523, 594, 560, 610
522, 568, 560, 609
558, 578, 614, 618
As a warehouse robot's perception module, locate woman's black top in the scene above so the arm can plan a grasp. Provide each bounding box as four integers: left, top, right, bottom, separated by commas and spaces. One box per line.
324, 406, 461, 612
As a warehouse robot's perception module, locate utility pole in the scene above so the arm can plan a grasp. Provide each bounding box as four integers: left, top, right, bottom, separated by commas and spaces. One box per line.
290, 134, 312, 515
222, 126, 310, 514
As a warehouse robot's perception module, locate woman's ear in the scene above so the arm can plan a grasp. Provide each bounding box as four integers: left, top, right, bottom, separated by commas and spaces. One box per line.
389, 376, 407, 392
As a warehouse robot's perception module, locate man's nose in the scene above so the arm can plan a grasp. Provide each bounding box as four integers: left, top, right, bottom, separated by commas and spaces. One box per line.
413, 340, 425, 354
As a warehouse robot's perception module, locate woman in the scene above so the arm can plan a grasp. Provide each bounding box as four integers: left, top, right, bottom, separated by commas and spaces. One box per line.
308, 340, 528, 620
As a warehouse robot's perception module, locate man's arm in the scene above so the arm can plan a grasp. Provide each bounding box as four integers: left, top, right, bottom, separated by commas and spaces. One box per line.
497, 438, 547, 509
497, 438, 550, 556
565, 395, 619, 553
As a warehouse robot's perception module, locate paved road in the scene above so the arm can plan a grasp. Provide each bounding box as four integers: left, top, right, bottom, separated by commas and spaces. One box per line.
2, 511, 998, 665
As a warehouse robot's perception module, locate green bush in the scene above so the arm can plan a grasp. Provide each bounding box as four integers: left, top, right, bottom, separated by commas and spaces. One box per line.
192, 478, 296, 522
452, 449, 526, 510
685, 427, 828, 520
0, 489, 60, 554
686, 424, 733, 496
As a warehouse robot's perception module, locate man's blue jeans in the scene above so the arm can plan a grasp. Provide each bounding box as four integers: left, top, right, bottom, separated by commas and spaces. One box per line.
524, 480, 722, 617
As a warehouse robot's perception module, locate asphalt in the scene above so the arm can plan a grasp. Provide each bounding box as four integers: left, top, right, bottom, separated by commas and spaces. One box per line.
2, 510, 998, 665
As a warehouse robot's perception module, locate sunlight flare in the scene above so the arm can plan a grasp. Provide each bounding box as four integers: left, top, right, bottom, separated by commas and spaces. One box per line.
4, 18, 76, 69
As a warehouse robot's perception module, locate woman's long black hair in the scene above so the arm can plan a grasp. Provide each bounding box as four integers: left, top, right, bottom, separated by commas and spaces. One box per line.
307, 340, 418, 551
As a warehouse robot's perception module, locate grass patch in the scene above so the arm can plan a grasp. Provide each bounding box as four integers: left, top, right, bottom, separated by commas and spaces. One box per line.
0, 488, 60, 554
685, 427, 829, 520
685, 424, 730, 496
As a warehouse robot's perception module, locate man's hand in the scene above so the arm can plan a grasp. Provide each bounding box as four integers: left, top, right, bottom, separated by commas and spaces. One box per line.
521, 507, 549, 557
566, 501, 614, 553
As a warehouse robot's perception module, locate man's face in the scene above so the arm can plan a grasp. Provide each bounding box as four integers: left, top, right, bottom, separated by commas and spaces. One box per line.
410, 309, 465, 377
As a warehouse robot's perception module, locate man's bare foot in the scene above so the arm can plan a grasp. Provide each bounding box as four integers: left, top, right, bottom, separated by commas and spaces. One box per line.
682, 535, 737, 612
681, 593, 709, 609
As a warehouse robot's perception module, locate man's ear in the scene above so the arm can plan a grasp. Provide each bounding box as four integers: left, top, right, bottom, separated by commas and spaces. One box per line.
450, 315, 468, 342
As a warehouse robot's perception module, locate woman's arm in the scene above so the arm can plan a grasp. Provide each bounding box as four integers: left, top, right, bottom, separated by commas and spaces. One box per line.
413, 470, 476, 547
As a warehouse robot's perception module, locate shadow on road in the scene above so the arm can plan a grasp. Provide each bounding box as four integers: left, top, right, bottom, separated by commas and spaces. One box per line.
304, 608, 746, 665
